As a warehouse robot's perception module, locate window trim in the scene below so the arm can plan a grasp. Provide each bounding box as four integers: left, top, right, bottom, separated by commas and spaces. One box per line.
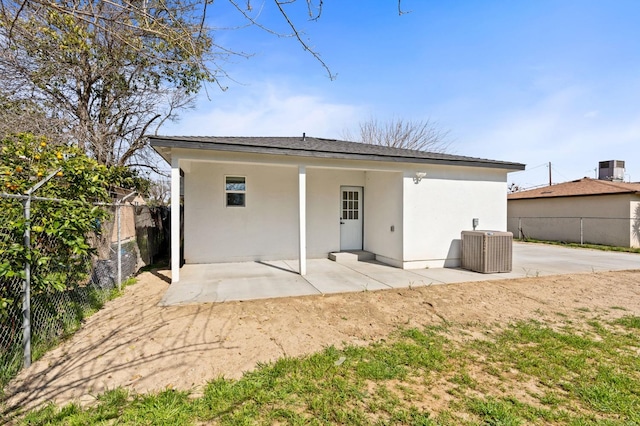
224, 175, 246, 207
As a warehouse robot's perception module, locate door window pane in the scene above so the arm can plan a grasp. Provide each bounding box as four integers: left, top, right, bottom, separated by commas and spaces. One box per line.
341, 189, 362, 220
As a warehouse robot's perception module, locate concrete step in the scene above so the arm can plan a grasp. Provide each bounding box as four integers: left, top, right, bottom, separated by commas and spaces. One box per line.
329, 250, 375, 263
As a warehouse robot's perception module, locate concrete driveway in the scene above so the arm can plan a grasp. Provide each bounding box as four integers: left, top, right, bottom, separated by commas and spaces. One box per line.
161, 242, 639, 306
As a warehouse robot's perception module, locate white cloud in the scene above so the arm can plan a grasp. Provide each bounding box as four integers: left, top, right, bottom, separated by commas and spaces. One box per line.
162, 83, 364, 139
453, 87, 640, 187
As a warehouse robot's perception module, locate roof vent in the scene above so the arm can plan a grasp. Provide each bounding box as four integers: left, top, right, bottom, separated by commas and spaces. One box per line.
302, 132, 306, 141
598, 160, 625, 181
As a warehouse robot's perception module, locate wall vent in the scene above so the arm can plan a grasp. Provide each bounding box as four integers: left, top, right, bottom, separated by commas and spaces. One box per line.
461, 231, 513, 273
598, 160, 625, 181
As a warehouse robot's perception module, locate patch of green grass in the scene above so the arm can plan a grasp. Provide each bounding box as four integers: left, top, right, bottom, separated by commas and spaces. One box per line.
20, 402, 84, 425
613, 315, 640, 329
467, 397, 526, 425
538, 390, 565, 407
573, 366, 639, 416
449, 371, 477, 390
120, 389, 193, 425
13, 317, 640, 425
21, 388, 191, 426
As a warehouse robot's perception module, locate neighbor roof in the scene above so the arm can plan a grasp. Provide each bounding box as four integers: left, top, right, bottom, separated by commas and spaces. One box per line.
149, 135, 525, 170
508, 178, 640, 200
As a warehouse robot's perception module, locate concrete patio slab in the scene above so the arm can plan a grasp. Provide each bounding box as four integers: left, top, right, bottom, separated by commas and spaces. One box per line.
160, 242, 639, 306
334, 260, 436, 288
510, 243, 640, 276
160, 260, 320, 305
286, 259, 392, 293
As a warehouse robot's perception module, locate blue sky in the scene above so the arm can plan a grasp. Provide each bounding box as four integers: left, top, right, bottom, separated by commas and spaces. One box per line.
162, 1, 640, 188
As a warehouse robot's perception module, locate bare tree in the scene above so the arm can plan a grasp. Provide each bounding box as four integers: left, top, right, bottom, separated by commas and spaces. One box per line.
146, 178, 171, 206
344, 118, 452, 153
0, 1, 412, 170
0, 96, 67, 145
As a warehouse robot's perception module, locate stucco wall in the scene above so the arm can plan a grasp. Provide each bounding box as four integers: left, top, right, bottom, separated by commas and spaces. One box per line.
363, 171, 403, 264
184, 163, 368, 263
306, 168, 365, 257
403, 165, 509, 268
184, 162, 299, 263
507, 194, 636, 247
180, 150, 513, 266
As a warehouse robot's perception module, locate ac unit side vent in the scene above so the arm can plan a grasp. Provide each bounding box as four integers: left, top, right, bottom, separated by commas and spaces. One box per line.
461, 231, 513, 273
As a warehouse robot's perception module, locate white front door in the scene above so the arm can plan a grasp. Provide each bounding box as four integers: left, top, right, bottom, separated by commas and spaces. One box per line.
340, 186, 363, 250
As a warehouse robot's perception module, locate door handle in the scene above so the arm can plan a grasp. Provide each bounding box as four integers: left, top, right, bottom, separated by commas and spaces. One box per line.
340, 218, 345, 225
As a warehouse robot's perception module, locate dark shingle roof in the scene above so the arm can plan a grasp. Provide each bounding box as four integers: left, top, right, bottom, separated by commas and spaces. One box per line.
149, 135, 525, 170
508, 177, 640, 200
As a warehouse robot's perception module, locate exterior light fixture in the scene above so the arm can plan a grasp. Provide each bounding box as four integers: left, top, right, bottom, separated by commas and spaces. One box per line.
413, 172, 427, 184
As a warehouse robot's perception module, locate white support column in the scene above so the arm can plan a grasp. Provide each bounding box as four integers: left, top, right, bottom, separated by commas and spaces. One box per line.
171, 158, 181, 283
298, 165, 307, 276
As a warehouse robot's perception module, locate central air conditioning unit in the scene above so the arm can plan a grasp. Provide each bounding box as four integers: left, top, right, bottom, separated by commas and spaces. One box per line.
461, 230, 513, 273
598, 160, 625, 182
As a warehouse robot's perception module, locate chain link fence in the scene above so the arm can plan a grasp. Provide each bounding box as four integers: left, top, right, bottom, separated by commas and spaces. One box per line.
0, 195, 23, 388
507, 216, 640, 248
0, 194, 147, 389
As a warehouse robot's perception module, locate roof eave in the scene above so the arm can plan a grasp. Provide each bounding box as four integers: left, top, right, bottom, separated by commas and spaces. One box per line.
509, 191, 639, 201
151, 144, 172, 164
149, 138, 525, 171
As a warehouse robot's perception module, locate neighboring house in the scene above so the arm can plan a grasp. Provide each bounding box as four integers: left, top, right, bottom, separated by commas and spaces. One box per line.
507, 177, 640, 248
150, 136, 525, 283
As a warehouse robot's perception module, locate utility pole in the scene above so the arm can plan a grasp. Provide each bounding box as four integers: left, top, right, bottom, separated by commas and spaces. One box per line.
548, 162, 552, 186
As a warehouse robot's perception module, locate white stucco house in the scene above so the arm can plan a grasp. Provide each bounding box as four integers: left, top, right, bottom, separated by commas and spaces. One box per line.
150, 136, 525, 283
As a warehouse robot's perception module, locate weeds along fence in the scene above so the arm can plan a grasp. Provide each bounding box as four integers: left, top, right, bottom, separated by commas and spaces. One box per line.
507, 216, 640, 247
0, 193, 158, 389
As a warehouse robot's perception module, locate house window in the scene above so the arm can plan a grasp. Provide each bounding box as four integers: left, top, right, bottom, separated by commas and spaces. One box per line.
225, 176, 246, 207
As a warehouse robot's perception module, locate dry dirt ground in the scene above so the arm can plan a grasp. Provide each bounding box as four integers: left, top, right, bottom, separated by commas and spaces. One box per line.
3, 268, 640, 415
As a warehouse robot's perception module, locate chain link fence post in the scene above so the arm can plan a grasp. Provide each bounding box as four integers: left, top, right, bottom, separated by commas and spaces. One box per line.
117, 203, 122, 291
22, 194, 31, 368
20, 168, 62, 368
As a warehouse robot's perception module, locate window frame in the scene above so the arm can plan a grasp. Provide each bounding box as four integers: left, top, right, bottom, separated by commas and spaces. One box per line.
224, 175, 246, 208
